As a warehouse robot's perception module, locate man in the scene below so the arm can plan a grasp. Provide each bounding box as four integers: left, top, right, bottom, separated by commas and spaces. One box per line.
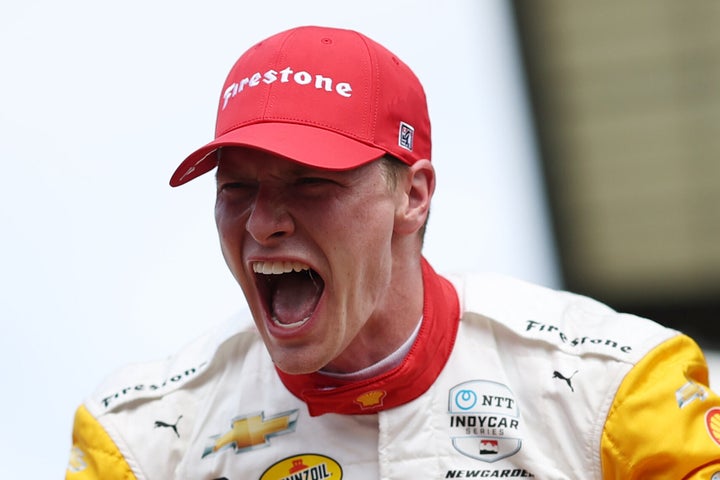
67, 26, 720, 479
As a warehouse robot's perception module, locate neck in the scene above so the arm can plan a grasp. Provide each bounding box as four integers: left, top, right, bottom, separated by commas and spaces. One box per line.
319, 317, 422, 380
321, 253, 425, 374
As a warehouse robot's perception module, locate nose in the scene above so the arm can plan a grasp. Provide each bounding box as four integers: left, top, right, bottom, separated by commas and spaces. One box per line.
245, 185, 294, 244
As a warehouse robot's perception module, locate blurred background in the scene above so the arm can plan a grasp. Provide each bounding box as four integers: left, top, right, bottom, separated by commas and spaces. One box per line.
0, 1, 717, 477
512, 1, 720, 350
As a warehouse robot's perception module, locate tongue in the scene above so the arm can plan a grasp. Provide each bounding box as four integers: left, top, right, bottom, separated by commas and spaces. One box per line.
271, 271, 323, 325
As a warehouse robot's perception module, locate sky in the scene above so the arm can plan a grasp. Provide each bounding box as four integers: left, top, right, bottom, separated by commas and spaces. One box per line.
1, 1, 715, 477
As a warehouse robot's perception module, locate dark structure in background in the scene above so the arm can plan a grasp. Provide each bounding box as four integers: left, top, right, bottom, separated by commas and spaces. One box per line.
511, 2, 720, 348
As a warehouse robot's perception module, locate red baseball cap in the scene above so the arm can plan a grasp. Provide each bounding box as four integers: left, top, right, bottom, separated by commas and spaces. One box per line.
170, 25, 431, 187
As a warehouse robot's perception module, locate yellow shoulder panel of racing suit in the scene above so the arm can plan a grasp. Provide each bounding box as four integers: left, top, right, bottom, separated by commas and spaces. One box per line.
66, 405, 137, 480
601, 334, 720, 479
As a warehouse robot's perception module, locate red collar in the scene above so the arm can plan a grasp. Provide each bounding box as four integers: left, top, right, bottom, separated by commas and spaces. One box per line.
276, 258, 460, 416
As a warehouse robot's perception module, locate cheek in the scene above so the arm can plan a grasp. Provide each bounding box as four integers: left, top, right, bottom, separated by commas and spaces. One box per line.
334, 205, 396, 279
215, 200, 246, 242
214, 200, 231, 232
353, 201, 397, 243
215, 203, 246, 274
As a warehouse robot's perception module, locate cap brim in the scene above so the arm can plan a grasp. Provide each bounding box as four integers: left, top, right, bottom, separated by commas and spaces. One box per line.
170, 122, 387, 186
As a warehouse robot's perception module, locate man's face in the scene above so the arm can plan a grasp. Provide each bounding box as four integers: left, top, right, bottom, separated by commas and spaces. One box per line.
215, 148, 403, 374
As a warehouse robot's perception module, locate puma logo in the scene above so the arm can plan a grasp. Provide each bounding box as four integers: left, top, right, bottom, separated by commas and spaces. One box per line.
553, 370, 578, 392
154, 415, 183, 438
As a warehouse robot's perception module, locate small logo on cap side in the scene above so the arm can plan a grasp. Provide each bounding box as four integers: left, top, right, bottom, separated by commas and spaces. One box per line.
399, 122, 414, 151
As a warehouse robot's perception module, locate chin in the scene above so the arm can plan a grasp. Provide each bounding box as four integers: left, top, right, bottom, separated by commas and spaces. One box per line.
270, 346, 332, 375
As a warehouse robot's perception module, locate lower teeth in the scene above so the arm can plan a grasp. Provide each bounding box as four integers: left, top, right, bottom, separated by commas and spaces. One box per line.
272, 315, 311, 328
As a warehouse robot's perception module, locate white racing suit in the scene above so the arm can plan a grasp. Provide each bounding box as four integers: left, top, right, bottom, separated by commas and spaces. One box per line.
67, 259, 720, 479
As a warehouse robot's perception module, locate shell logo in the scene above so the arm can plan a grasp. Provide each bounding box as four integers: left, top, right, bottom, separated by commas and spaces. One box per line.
705, 407, 720, 447
260, 454, 343, 480
354, 390, 387, 409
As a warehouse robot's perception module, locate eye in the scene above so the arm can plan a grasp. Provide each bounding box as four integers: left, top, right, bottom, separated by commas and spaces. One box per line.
220, 182, 248, 189
296, 176, 332, 185
216, 180, 257, 196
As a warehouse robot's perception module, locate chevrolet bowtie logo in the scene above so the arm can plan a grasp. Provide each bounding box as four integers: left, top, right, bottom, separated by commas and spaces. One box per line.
202, 410, 299, 458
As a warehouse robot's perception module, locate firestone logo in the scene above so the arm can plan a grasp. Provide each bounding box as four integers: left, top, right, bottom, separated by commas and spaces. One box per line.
222, 66, 353, 109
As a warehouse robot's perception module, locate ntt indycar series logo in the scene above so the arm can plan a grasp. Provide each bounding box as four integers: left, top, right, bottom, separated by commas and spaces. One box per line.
448, 380, 522, 462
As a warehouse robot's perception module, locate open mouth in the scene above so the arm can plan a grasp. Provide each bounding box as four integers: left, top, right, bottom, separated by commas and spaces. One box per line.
253, 261, 324, 329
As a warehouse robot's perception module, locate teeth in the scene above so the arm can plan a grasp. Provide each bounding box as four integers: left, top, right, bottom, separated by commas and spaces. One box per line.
272, 316, 311, 328
252, 261, 309, 274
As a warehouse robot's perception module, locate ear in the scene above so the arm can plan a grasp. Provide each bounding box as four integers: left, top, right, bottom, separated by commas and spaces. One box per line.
395, 159, 435, 235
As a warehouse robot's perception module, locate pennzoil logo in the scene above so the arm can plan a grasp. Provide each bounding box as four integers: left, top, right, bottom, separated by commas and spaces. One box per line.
202, 410, 299, 458
705, 407, 720, 447
448, 380, 522, 462
260, 453, 343, 480
354, 390, 386, 409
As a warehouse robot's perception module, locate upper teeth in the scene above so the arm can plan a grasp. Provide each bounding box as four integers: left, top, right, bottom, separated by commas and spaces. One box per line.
252, 261, 310, 275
